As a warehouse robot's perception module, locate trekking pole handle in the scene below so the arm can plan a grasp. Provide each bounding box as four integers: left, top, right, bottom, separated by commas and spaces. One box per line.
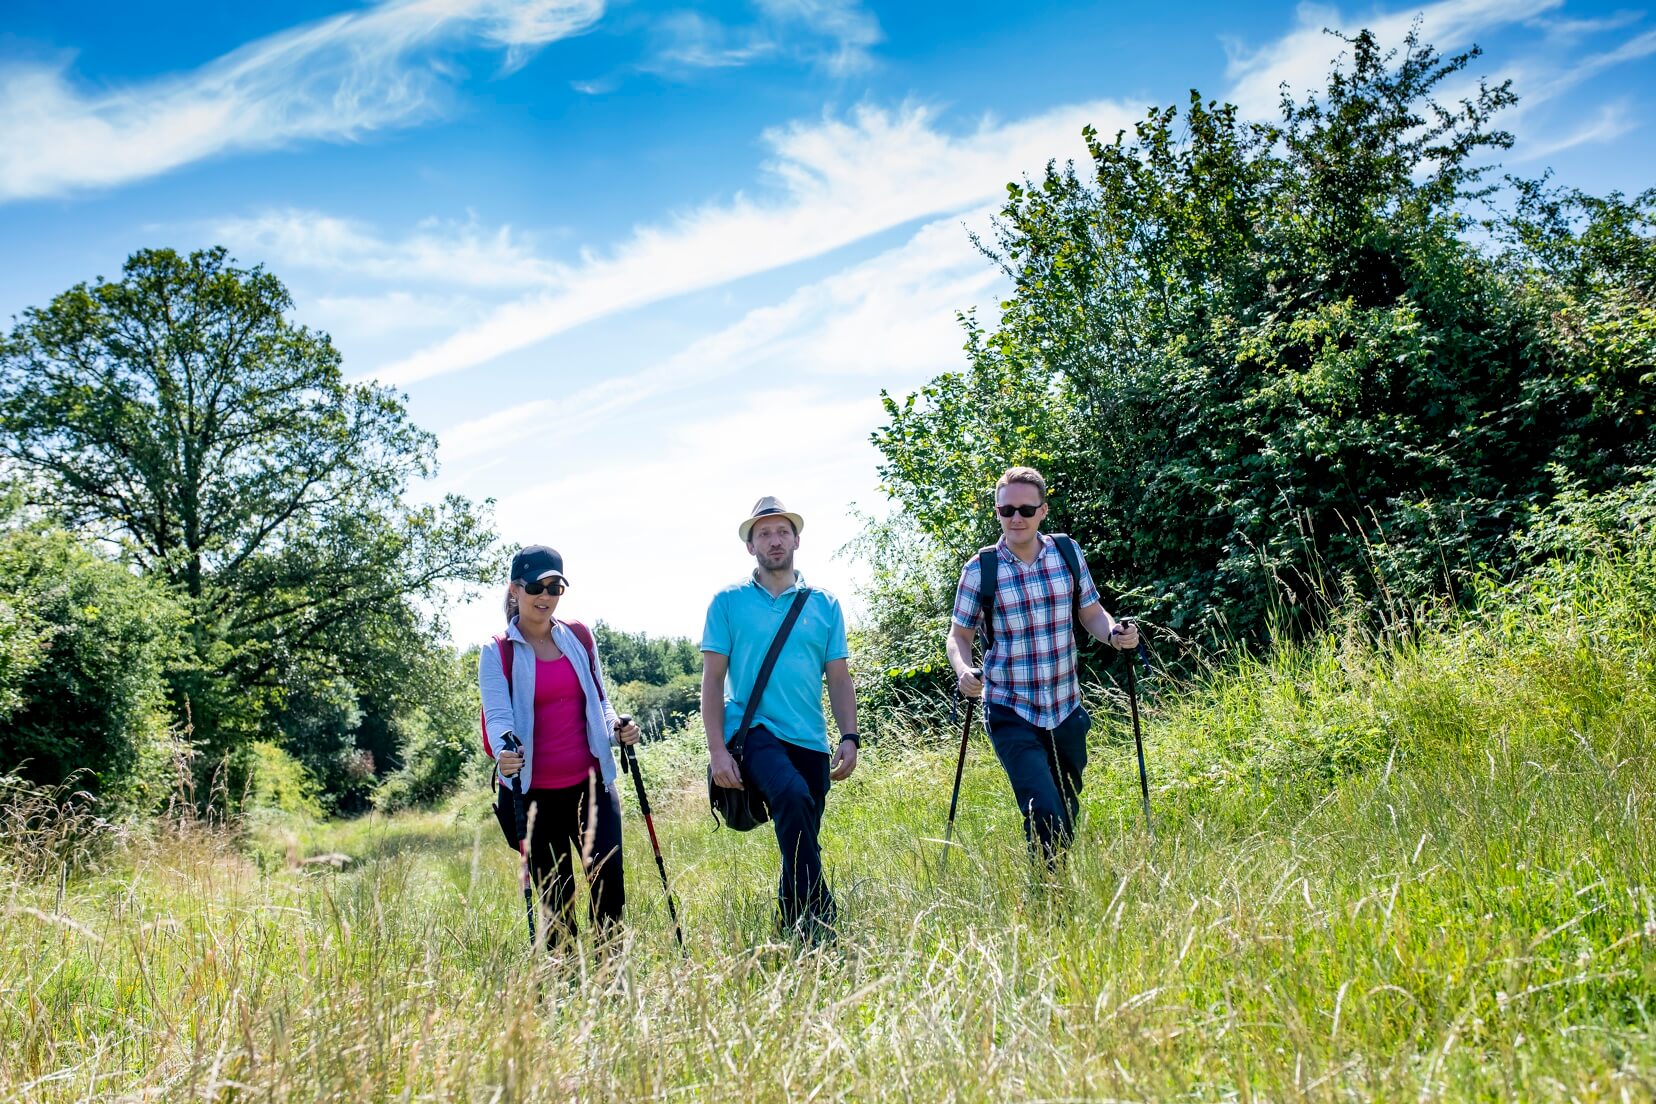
615, 713, 634, 775
498, 731, 526, 792
1112, 618, 1153, 677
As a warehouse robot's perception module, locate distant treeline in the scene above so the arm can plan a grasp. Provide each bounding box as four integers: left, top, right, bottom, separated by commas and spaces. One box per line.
595, 623, 701, 740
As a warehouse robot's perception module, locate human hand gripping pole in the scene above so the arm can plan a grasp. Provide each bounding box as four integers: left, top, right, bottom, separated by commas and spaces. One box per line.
496, 732, 536, 944
617, 714, 685, 950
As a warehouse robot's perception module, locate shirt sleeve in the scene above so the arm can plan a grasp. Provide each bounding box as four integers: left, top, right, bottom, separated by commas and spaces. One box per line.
824, 595, 849, 663
1073, 542, 1102, 609
950, 555, 983, 632
477, 639, 513, 757
700, 592, 732, 656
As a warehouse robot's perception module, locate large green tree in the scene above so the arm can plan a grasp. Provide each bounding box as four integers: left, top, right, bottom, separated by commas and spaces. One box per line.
872, 30, 1655, 660
0, 248, 497, 771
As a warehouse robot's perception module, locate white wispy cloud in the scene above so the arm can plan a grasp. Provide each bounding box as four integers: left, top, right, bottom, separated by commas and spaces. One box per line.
214, 208, 560, 289
1513, 99, 1637, 162
372, 98, 1133, 386
1525, 11, 1645, 41
438, 208, 1003, 463
755, 0, 883, 75
640, 0, 881, 78
0, 0, 605, 202
648, 11, 778, 71
309, 290, 484, 338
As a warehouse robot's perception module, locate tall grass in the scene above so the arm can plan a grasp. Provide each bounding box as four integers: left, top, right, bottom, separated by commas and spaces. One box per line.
2, 547, 1652, 1101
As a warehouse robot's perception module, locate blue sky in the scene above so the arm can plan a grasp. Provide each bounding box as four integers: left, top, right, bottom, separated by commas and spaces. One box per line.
3, 0, 1653, 644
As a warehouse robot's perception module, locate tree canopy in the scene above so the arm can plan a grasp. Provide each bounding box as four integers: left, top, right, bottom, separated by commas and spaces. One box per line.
0, 248, 498, 801
871, 30, 1655, 664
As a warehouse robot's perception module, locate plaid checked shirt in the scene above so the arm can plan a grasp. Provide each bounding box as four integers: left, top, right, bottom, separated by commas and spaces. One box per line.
951, 532, 1101, 729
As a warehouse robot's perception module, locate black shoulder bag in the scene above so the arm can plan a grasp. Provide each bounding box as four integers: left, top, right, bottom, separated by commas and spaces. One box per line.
707, 587, 811, 831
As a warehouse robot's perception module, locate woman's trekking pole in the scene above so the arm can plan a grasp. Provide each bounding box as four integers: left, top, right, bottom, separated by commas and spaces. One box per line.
499, 733, 537, 944
1120, 629, 1153, 836
940, 670, 980, 875
617, 717, 685, 950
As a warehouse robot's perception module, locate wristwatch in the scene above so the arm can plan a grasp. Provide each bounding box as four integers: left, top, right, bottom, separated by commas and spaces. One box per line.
839, 732, 861, 747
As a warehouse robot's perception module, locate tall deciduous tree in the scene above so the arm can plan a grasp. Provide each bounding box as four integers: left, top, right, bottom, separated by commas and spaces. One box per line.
0, 247, 497, 757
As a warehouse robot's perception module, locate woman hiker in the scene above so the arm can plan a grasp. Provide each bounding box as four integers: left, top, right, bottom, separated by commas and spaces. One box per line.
479, 544, 642, 948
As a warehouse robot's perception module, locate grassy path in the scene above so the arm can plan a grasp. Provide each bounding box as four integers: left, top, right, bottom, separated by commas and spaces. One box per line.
4, 574, 1654, 1100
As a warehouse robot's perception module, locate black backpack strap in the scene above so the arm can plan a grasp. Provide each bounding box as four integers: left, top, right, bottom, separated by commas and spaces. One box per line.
731, 588, 812, 758
1051, 533, 1084, 625
975, 546, 999, 651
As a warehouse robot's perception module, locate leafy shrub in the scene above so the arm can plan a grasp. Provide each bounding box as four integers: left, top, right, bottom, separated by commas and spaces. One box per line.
0, 528, 185, 810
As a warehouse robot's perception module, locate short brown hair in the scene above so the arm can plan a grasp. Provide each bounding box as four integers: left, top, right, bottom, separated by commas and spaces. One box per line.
996, 466, 1047, 500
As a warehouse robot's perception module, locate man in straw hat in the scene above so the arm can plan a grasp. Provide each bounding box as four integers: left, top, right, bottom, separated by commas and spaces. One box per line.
703, 496, 860, 939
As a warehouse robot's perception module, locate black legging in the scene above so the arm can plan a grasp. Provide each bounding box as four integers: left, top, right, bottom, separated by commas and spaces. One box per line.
525, 773, 625, 945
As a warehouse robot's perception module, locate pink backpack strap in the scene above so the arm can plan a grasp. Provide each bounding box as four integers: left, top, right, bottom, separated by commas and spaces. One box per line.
563, 619, 606, 701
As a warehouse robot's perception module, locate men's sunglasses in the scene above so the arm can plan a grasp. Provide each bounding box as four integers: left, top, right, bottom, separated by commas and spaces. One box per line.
520, 578, 566, 596
996, 504, 1042, 518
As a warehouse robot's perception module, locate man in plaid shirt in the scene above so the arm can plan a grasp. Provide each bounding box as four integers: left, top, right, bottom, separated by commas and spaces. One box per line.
946, 466, 1139, 863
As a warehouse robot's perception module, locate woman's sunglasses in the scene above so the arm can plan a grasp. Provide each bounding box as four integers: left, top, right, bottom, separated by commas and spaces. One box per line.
996, 504, 1042, 518
519, 578, 566, 596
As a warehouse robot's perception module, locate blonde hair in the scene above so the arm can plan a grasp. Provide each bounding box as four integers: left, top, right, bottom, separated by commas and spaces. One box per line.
502, 584, 518, 625
996, 466, 1048, 500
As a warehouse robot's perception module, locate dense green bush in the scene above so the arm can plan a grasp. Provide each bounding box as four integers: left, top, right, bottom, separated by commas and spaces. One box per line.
0, 528, 185, 809
374, 646, 486, 813
870, 31, 1655, 670
613, 673, 701, 740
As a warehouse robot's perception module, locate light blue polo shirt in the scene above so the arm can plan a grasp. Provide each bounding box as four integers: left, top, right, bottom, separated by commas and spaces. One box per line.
701, 571, 849, 753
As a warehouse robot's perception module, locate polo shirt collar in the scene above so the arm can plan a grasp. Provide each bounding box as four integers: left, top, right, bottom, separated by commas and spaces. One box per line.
749, 569, 807, 596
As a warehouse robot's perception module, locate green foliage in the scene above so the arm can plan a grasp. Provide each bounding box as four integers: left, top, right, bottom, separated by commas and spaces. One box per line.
0, 527, 184, 809
243, 741, 324, 820
593, 622, 700, 686
613, 673, 701, 740
841, 510, 961, 729
595, 621, 703, 740
373, 646, 487, 813
0, 247, 500, 773
871, 30, 1656, 659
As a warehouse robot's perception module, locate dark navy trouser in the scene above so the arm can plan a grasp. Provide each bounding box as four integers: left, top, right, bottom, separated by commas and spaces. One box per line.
741, 725, 834, 930
985, 702, 1091, 863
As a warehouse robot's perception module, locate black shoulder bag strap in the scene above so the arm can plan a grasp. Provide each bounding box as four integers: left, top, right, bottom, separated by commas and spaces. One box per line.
730, 587, 812, 759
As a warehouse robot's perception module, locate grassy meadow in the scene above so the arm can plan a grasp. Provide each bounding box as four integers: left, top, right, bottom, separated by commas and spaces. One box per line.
3, 550, 1654, 1102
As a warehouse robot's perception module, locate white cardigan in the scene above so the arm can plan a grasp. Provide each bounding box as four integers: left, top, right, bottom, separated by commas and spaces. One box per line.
478, 617, 622, 791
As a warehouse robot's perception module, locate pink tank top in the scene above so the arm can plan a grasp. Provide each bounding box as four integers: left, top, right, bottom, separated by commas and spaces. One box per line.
531, 656, 599, 789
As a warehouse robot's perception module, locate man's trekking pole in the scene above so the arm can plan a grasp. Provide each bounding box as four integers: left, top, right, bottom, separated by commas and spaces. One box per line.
617, 716, 685, 950
498, 733, 536, 944
940, 669, 980, 875
1118, 626, 1153, 836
